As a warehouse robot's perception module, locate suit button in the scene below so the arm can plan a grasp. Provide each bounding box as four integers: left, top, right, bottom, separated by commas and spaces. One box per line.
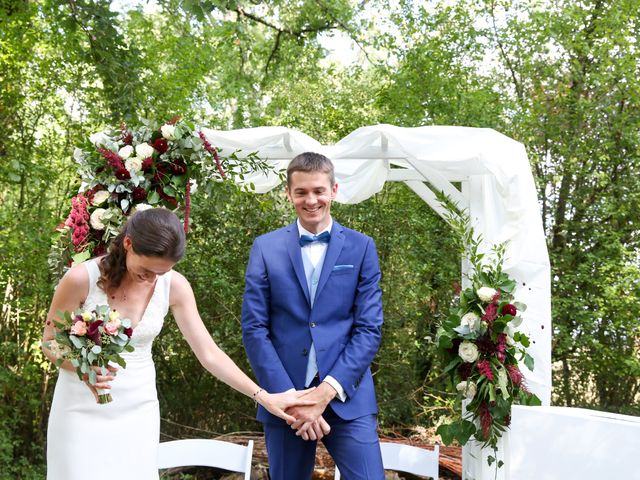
302, 349, 308, 356
310, 322, 316, 328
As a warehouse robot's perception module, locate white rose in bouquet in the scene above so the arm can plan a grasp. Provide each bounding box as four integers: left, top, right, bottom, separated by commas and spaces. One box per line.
90, 208, 107, 230
458, 341, 479, 363
460, 312, 480, 331
131, 203, 153, 215
456, 380, 477, 400
125, 157, 143, 174
89, 131, 110, 148
91, 190, 110, 206
476, 286, 497, 302
160, 124, 176, 140
118, 145, 134, 159
135, 142, 154, 159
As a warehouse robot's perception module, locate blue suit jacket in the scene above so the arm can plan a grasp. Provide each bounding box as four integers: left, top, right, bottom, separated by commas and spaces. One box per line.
241, 220, 383, 423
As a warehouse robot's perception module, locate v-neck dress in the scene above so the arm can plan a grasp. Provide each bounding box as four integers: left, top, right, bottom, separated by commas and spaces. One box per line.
47, 258, 172, 480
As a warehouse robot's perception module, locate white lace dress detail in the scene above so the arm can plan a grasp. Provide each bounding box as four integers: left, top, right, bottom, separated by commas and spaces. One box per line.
47, 259, 172, 480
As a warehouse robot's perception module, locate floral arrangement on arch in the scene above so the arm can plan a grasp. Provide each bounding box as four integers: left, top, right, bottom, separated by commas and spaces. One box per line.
49, 118, 269, 277
435, 194, 541, 468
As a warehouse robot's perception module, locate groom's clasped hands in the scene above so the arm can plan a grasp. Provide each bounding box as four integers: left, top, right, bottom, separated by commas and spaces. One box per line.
285, 381, 336, 441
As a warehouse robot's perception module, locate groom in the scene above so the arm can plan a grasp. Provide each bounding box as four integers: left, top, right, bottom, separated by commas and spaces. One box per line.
241, 152, 385, 479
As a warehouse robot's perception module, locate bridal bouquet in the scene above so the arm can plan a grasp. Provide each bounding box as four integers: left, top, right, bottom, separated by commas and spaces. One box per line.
45, 305, 134, 404
435, 194, 541, 466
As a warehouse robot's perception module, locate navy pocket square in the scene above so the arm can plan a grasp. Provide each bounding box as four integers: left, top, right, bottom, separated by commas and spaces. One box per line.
333, 264, 354, 271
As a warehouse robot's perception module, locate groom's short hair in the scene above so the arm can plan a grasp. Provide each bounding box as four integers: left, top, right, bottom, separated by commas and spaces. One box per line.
287, 152, 335, 187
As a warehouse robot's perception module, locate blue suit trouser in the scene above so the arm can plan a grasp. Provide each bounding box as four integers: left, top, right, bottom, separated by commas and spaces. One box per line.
263, 405, 384, 480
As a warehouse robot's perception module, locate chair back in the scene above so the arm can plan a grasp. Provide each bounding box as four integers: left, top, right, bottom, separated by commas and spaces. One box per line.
335, 442, 439, 479
158, 438, 254, 480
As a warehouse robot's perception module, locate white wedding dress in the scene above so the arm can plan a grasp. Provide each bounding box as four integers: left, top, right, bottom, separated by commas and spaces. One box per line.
47, 259, 172, 480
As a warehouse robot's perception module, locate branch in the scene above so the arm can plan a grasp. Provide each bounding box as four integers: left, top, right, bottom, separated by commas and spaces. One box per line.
232, 6, 336, 80
314, 0, 378, 66
234, 6, 334, 38
489, 0, 523, 101
264, 30, 282, 78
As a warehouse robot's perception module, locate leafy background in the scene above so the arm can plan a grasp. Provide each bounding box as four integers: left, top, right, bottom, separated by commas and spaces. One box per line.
1, 0, 639, 477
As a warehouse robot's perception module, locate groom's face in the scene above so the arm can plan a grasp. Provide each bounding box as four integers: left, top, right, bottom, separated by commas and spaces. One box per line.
286, 170, 338, 234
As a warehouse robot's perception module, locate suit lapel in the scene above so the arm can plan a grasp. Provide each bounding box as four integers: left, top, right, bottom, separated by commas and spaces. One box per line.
286, 222, 311, 306
315, 221, 345, 299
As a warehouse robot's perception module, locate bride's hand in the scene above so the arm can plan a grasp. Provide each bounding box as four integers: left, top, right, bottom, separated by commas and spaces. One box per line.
257, 388, 317, 424
83, 365, 118, 403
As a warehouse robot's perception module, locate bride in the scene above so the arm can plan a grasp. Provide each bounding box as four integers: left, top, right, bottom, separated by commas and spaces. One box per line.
42, 208, 313, 480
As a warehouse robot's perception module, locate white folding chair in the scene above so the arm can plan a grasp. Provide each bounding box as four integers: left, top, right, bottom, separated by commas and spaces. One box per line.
158, 438, 254, 480
335, 441, 439, 479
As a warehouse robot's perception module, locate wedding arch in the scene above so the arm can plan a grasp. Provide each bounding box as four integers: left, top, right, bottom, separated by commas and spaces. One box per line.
200, 124, 552, 480
202, 124, 553, 401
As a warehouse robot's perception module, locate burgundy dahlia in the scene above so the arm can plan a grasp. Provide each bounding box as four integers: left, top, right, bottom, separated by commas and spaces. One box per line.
153, 138, 168, 154
501, 303, 517, 317
141, 157, 154, 172
115, 168, 131, 180
170, 160, 187, 175
476, 335, 496, 354
132, 187, 148, 201
458, 362, 473, 380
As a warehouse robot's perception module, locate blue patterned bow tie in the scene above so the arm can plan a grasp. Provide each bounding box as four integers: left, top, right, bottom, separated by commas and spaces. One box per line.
299, 231, 331, 247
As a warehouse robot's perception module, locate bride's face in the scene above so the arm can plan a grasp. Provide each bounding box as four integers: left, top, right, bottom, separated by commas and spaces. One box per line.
124, 237, 175, 284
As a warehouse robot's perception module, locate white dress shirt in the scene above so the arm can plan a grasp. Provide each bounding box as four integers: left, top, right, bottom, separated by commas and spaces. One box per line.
297, 219, 347, 402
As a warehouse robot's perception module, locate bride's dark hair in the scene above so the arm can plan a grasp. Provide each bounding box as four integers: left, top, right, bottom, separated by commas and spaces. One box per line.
98, 208, 186, 293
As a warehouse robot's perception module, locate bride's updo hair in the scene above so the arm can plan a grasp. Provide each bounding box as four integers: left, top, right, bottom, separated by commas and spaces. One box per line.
98, 208, 186, 293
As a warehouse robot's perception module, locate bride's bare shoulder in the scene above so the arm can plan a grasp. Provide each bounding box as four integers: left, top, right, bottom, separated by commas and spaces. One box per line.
59, 262, 90, 288
169, 270, 191, 290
